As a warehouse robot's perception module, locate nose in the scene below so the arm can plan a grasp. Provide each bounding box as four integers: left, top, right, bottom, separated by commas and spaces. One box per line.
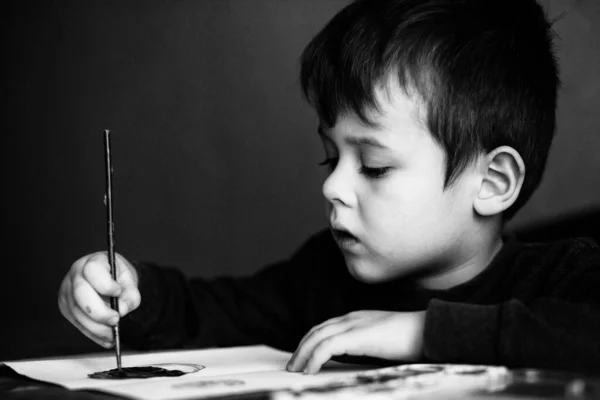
322, 160, 355, 207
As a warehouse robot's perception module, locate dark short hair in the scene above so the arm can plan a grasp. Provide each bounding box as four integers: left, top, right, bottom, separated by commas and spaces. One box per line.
300, 0, 560, 219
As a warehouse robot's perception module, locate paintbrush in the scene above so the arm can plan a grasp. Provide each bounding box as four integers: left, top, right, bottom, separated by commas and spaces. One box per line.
103, 129, 124, 376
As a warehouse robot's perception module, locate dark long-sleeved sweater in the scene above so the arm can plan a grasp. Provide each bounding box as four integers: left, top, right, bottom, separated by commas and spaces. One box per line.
121, 229, 600, 373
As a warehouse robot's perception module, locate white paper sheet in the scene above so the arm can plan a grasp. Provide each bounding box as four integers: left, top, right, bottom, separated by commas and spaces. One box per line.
3, 345, 370, 399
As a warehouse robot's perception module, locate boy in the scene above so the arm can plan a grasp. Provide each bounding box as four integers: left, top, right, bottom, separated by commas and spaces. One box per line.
59, 0, 600, 374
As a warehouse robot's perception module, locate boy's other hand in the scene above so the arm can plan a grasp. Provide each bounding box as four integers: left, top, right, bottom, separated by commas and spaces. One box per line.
286, 310, 426, 374
58, 252, 141, 348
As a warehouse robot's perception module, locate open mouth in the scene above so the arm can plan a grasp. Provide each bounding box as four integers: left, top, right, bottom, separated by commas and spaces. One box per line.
331, 228, 360, 250
332, 228, 356, 240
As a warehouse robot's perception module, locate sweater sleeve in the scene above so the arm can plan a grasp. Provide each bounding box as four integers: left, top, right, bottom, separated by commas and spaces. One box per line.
423, 298, 600, 372
120, 229, 337, 352
422, 239, 600, 373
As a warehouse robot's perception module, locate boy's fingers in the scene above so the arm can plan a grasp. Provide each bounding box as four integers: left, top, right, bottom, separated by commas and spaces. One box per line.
58, 277, 72, 310
72, 276, 120, 324
70, 254, 93, 275
117, 299, 129, 316
71, 302, 115, 340
82, 255, 122, 297
118, 283, 141, 317
62, 308, 104, 347
59, 253, 130, 349
71, 306, 115, 347
116, 262, 137, 285
304, 332, 356, 374
115, 253, 138, 283
64, 293, 114, 348
58, 280, 73, 320
288, 322, 350, 372
292, 315, 345, 359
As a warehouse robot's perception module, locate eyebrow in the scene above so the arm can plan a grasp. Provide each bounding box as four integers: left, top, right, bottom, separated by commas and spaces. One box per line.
317, 126, 388, 149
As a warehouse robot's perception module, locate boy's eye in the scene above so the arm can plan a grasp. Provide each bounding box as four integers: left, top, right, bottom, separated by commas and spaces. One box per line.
318, 158, 337, 171
318, 158, 390, 179
359, 165, 390, 179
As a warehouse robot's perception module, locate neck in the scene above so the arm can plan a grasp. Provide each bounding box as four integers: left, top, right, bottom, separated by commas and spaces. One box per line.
418, 218, 504, 290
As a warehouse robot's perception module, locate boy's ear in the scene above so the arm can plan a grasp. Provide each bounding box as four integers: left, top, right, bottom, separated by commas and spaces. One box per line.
473, 146, 525, 217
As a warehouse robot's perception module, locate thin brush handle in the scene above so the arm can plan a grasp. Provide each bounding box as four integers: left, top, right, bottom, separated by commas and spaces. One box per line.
104, 129, 123, 373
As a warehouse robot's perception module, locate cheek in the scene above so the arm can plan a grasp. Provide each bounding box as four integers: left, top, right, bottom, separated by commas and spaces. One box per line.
366, 175, 444, 217
360, 177, 451, 243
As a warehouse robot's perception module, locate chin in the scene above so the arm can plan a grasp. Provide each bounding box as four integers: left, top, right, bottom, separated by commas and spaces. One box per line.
345, 258, 391, 284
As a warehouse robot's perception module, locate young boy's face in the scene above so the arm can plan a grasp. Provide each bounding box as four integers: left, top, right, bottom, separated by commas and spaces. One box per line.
319, 82, 481, 284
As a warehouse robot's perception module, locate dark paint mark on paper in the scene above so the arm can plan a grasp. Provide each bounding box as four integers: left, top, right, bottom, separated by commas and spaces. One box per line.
89, 366, 186, 379
89, 363, 204, 380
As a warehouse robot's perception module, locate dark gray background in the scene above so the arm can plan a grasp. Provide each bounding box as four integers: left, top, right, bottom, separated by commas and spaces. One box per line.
2, 0, 599, 361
